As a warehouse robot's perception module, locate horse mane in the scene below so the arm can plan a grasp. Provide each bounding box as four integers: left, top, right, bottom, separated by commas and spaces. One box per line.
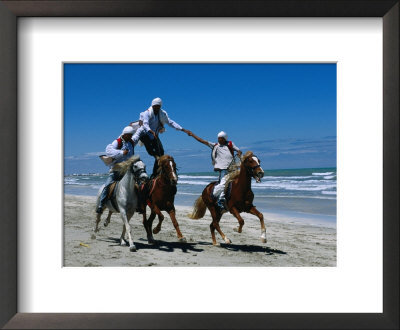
158, 155, 172, 164
225, 169, 240, 185
224, 151, 254, 186
242, 151, 254, 160
112, 155, 140, 175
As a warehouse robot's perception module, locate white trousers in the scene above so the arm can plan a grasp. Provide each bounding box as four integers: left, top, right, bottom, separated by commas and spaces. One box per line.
213, 170, 228, 200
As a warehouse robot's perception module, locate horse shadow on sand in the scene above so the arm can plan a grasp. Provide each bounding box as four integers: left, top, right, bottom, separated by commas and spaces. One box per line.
101, 237, 204, 253
196, 241, 287, 255
100, 237, 285, 255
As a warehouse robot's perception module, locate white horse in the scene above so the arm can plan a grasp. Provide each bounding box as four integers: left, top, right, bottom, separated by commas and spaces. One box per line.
92, 155, 148, 252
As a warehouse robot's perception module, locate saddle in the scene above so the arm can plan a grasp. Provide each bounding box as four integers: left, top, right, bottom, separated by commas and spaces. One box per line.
107, 181, 146, 213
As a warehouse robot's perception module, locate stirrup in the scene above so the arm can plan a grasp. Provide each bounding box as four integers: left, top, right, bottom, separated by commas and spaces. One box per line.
217, 199, 227, 210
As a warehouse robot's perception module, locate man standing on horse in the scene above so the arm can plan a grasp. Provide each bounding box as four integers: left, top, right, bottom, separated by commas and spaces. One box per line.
132, 97, 190, 177
187, 130, 242, 210
96, 126, 139, 214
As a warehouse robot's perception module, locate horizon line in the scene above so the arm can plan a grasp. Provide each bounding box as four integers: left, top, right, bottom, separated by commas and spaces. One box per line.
64, 166, 337, 176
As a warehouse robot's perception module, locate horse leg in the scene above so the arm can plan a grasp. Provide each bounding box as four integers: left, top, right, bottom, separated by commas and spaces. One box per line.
141, 206, 147, 225
208, 207, 219, 245
144, 210, 157, 244
142, 207, 158, 244
120, 210, 136, 252
120, 224, 127, 246
91, 212, 102, 239
209, 207, 231, 245
168, 209, 186, 243
231, 207, 245, 233
152, 206, 165, 234
104, 210, 112, 227
249, 206, 267, 243
213, 218, 231, 245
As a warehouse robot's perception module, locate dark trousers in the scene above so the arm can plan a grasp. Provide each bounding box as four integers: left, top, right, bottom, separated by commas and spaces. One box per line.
98, 170, 123, 211
140, 132, 164, 176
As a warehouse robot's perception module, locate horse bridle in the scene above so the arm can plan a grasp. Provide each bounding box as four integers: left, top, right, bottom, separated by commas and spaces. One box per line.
131, 161, 148, 183
245, 157, 261, 175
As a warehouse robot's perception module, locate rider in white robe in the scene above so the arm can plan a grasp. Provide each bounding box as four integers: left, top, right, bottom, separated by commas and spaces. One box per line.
187, 130, 242, 210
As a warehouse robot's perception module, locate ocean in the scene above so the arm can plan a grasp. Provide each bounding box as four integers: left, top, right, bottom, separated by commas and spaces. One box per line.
64, 167, 336, 227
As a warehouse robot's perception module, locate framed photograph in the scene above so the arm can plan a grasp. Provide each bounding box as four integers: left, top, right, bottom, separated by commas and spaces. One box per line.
0, 1, 398, 329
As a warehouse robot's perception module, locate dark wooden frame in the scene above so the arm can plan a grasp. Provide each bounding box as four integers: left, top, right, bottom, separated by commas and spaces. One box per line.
0, 1, 398, 329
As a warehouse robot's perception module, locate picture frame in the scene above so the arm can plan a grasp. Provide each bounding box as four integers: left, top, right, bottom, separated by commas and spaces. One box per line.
0, 0, 398, 329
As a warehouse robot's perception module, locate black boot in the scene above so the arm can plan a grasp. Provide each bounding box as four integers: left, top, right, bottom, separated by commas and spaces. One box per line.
151, 159, 159, 178
96, 206, 104, 214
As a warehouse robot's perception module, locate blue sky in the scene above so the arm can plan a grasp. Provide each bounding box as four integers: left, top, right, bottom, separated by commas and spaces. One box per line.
64, 63, 336, 174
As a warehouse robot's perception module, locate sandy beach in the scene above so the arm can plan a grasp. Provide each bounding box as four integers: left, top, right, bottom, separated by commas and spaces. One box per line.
64, 194, 336, 267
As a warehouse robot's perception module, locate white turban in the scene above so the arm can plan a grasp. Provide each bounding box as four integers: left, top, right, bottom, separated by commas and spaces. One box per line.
122, 126, 134, 135
151, 97, 162, 106
218, 131, 228, 139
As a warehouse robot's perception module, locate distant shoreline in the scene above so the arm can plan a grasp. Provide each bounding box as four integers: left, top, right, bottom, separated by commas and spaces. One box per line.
64, 167, 337, 226
64, 167, 337, 177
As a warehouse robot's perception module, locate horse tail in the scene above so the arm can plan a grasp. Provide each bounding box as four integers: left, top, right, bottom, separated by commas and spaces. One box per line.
188, 196, 207, 219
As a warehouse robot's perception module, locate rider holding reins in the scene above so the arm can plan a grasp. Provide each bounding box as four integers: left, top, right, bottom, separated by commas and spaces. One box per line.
187, 130, 242, 210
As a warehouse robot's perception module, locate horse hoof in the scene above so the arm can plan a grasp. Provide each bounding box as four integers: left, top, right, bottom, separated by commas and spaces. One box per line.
233, 227, 242, 233
148, 238, 156, 245
104, 222, 109, 227
179, 237, 187, 243
130, 245, 137, 252
91, 234, 96, 240
225, 238, 232, 244
261, 231, 267, 243
212, 242, 220, 247
153, 227, 161, 234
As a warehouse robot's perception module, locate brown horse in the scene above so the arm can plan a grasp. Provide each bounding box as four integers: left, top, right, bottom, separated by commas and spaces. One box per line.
189, 151, 266, 246
141, 155, 186, 244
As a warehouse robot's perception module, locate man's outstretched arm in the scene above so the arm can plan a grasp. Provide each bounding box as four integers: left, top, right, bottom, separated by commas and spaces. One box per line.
186, 131, 212, 147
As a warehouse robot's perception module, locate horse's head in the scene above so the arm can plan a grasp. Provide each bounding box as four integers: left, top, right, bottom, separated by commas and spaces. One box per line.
242, 151, 264, 183
131, 160, 148, 183
157, 155, 178, 185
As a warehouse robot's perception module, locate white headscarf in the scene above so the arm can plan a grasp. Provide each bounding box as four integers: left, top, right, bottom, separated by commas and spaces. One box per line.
217, 131, 228, 140
151, 97, 162, 106
122, 126, 134, 135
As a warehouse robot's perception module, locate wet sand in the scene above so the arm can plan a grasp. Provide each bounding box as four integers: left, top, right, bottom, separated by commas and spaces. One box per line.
64, 194, 336, 267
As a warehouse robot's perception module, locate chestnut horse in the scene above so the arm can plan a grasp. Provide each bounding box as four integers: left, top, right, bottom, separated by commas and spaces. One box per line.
141, 155, 186, 244
189, 151, 266, 246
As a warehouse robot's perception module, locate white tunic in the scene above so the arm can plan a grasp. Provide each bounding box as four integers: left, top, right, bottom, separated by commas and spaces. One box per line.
207, 141, 240, 170
105, 138, 135, 167
141, 107, 183, 133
